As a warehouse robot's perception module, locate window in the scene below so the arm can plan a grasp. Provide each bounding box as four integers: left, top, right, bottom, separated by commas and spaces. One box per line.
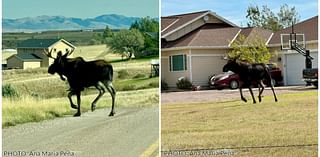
169, 54, 187, 71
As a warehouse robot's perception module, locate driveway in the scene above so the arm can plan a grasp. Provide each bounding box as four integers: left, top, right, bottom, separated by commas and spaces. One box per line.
161, 86, 317, 104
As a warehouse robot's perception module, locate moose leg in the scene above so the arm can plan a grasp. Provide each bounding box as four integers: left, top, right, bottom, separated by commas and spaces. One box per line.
68, 90, 78, 109
91, 82, 105, 112
105, 81, 116, 116
248, 86, 256, 104
74, 91, 81, 117
270, 82, 278, 102
239, 85, 247, 102
257, 81, 265, 102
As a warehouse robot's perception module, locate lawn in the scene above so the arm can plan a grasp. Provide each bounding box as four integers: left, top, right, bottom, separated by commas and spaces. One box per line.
161, 91, 318, 157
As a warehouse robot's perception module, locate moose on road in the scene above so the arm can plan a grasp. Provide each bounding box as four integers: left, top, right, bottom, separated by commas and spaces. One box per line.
44, 48, 116, 117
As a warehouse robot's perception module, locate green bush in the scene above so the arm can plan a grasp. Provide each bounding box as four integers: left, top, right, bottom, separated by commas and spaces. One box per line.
133, 73, 146, 79
2, 84, 20, 98
176, 77, 192, 90
117, 69, 130, 79
161, 80, 169, 91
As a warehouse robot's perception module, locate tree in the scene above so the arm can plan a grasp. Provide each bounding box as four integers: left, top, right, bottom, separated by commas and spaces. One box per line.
130, 17, 159, 32
246, 4, 299, 31
228, 34, 271, 63
107, 29, 144, 59
130, 17, 159, 57
103, 25, 113, 38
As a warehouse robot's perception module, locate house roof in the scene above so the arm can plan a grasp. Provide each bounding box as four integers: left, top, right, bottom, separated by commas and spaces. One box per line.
8, 53, 42, 62
162, 24, 273, 49
161, 10, 237, 37
17, 38, 76, 49
236, 27, 273, 45
269, 16, 318, 45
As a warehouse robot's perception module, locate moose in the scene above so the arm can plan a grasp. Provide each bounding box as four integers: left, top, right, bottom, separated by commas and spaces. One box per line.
44, 48, 116, 117
223, 59, 278, 103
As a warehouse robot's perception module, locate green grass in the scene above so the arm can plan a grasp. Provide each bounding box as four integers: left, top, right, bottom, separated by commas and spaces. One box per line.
3, 88, 158, 127
161, 91, 318, 157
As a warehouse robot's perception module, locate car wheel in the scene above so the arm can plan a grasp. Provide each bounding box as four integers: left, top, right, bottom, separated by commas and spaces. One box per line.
229, 80, 239, 89
313, 82, 318, 88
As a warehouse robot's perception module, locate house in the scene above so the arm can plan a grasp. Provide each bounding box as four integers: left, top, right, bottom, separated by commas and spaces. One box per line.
7, 38, 76, 69
162, 10, 318, 87
268, 16, 318, 85
161, 10, 273, 87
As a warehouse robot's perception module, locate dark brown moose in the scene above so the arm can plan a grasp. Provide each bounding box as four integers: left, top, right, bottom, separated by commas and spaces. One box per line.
44, 48, 116, 117
223, 59, 278, 104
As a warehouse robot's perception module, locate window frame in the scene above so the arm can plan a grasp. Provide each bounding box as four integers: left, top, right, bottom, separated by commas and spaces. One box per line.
169, 54, 187, 72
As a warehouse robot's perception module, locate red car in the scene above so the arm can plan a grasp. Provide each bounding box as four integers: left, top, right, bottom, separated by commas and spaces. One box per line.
209, 64, 283, 90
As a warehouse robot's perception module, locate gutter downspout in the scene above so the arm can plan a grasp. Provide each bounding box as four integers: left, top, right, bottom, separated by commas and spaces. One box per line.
189, 48, 193, 82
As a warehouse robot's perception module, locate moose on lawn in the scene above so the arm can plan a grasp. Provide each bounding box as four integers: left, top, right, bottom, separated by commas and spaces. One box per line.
44, 48, 116, 117
223, 59, 278, 103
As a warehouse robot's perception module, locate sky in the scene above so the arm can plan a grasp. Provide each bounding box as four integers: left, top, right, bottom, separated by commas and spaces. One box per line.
3, 0, 159, 19
161, 0, 318, 26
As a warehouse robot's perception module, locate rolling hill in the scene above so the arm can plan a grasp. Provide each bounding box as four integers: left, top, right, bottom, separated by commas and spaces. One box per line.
3, 14, 141, 32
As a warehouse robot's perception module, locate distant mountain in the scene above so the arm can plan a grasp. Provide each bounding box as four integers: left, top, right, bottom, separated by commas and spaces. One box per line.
3, 14, 141, 32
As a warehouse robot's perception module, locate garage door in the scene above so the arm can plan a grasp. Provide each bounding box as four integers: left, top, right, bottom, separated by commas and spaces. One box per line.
192, 56, 227, 86
285, 52, 318, 85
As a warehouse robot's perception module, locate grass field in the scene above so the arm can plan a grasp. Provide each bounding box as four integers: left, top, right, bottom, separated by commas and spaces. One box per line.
161, 91, 318, 157
3, 88, 159, 127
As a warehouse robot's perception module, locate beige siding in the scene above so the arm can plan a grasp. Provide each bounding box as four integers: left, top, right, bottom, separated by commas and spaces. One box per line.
23, 61, 41, 69
7, 57, 23, 69
162, 49, 228, 87
192, 56, 227, 86
206, 15, 224, 23
161, 50, 190, 87
191, 49, 228, 86
269, 41, 318, 73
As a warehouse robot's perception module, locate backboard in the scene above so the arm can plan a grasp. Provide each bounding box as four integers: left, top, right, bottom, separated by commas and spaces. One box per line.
281, 33, 305, 50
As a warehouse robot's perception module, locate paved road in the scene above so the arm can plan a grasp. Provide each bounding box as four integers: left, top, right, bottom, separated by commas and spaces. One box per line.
161, 86, 317, 104
3, 107, 159, 157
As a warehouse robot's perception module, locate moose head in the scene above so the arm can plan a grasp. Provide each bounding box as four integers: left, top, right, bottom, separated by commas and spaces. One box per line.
44, 48, 74, 75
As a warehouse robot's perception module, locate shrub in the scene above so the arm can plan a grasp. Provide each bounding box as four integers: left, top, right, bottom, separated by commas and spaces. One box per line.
2, 84, 19, 98
161, 80, 169, 91
133, 73, 146, 79
176, 77, 192, 90
117, 69, 130, 79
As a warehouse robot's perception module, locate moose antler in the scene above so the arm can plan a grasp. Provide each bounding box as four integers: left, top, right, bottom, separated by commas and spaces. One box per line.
66, 48, 75, 56
43, 48, 56, 59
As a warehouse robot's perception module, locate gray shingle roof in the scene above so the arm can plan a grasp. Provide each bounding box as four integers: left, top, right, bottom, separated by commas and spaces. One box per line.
14, 53, 42, 61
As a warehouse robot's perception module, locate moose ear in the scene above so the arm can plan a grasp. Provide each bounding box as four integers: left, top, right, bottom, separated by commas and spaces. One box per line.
57, 51, 62, 57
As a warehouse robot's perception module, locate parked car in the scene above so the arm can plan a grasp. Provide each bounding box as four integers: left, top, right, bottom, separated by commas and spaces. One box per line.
209, 63, 283, 90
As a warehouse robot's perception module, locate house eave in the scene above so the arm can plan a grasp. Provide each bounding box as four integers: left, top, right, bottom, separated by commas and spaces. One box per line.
162, 11, 238, 38
162, 46, 230, 51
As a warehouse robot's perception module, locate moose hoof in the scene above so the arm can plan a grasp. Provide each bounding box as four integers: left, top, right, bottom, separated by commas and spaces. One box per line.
241, 98, 247, 102
71, 104, 78, 109
91, 105, 96, 112
109, 112, 115, 116
73, 112, 81, 117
